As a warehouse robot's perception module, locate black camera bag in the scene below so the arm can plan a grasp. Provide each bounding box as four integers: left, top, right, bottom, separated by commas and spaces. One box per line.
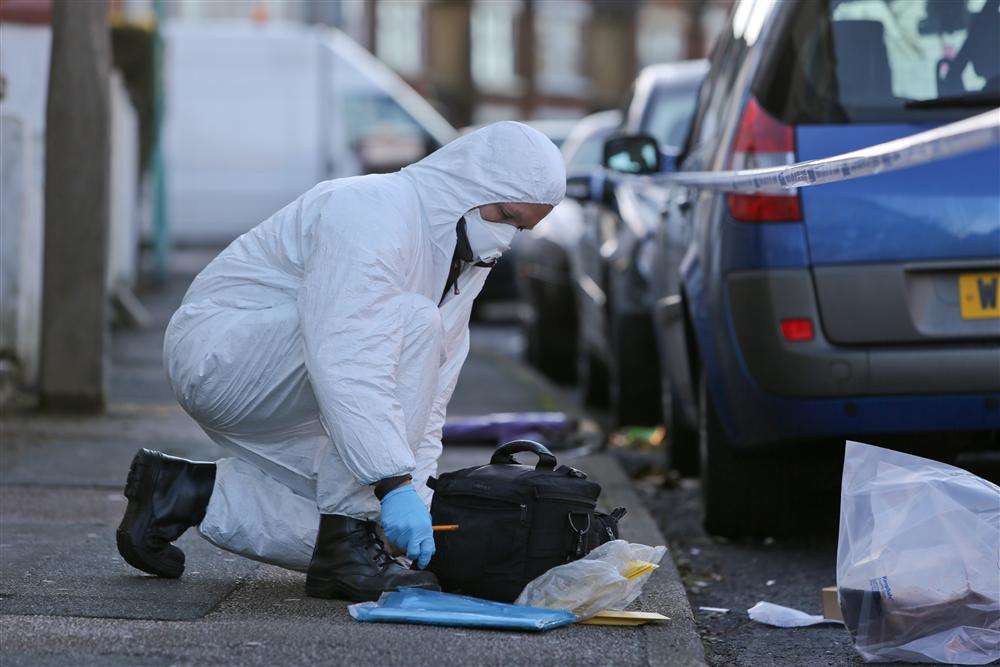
427, 440, 625, 602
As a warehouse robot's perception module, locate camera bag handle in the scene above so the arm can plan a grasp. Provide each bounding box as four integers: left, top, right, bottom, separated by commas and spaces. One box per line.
489, 440, 558, 471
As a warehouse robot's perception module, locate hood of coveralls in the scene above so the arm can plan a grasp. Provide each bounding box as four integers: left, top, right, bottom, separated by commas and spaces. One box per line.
400, 121, 566, 282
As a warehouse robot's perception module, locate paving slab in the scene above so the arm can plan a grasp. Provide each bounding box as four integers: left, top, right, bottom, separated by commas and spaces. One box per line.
1, 437, 224, 488
1, 404, 211, 450
4, 652, 172, 667
0, 447, 703, 665
0, 515, 258, 620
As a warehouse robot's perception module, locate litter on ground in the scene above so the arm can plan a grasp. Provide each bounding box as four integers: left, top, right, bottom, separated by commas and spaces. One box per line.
747, 601, 842, 628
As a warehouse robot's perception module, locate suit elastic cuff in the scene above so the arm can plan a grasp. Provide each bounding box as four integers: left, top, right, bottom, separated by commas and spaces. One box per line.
373, 474, 412, 501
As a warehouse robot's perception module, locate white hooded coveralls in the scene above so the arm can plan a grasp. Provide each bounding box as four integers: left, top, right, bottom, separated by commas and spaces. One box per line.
163, 122, 566, 571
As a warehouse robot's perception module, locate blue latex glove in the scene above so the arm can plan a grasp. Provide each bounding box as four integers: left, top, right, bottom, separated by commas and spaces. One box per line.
379, 484, 435, 569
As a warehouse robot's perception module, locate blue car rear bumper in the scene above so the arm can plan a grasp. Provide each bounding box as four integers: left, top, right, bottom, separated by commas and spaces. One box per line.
685, 243, 1000, 448
715, 383, 1000, 448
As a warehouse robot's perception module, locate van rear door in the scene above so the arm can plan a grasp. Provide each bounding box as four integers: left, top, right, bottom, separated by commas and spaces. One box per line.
165, 22, 322, 243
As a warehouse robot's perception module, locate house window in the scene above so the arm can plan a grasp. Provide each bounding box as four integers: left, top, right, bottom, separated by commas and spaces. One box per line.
637, 3, 687, 66
472, 0, 522, 92
376, 0, 424, 77
534, 0, 589, 96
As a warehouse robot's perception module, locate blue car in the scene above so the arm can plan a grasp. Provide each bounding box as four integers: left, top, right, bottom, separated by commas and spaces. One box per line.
606, 0, 1000, 536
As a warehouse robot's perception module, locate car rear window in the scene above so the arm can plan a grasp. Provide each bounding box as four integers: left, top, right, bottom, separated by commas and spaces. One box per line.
754, 0, 999, 123
566, 130, 611, 173
641, 86, 699, 151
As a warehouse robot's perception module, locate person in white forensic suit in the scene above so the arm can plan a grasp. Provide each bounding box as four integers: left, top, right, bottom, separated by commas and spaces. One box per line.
115, 122, 565, 601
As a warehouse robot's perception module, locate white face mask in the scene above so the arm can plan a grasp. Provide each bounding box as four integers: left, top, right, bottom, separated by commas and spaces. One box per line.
463, 207, 518, 264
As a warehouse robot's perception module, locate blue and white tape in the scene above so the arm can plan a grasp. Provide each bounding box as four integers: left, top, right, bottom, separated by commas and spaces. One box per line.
646, 108, 999, 193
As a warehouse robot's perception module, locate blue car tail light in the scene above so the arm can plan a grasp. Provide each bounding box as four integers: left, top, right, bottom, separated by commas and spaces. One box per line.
727, 97, 802, 222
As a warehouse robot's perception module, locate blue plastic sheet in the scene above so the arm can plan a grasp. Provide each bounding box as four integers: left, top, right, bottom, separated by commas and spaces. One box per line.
348, 588, 577, 632
441, 412, 573, 448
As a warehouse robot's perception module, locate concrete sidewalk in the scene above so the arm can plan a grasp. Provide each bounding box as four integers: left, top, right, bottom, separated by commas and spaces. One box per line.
0, 251, 704, 666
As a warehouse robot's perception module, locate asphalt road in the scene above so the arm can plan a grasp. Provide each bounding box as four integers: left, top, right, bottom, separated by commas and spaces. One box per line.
632, 450, 1000, 666
636, 477, 858, 666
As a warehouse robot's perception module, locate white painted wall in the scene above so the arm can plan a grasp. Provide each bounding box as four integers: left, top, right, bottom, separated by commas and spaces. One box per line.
0, 24, 52, 123
0, 115, 44, 386
109, 71, 141, 290
0, 24, 141, 388
0, 24, 50, 387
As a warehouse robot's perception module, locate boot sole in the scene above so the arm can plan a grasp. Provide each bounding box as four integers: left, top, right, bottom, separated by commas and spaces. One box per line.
116, 450, 184, 579
304, 577, 439, 602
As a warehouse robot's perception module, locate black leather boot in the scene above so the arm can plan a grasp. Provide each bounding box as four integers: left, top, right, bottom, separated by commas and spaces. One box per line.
116, 448, 216, 578
305, 514, 440, 602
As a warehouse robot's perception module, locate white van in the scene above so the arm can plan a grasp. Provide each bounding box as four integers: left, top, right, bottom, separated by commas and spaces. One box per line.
164, 21, 457, 243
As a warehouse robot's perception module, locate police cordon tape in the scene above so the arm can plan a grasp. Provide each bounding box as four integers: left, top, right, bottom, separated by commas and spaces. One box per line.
641, 107, 1000, 193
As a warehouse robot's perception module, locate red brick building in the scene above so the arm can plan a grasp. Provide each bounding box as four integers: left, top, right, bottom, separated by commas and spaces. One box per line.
355, 0, 733, 126
108, 0, 734, 128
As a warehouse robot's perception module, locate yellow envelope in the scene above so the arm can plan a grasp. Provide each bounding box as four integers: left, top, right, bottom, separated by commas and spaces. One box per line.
578, 610, 670, 626
623, 560, 658, 580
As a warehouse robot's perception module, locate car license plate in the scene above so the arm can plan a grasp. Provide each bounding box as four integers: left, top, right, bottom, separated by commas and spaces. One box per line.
959, 272, 1000, 319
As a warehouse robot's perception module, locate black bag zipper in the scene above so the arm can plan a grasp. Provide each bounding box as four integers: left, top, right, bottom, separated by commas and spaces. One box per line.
567, 512, 592, 559
534, 491, 597, 509
444, 493, 528, 523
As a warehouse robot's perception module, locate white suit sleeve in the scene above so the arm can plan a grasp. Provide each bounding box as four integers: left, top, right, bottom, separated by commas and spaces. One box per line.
298, 207, 416, 485
412, 287, 475, 503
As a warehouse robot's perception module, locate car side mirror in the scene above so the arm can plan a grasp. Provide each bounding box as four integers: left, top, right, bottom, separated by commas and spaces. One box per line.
566, 171, 614, 205
603, 134, 661, 175
565, 174, 592, 202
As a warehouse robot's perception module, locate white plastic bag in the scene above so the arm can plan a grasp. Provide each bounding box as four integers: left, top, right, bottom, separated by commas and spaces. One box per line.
514, 540, 666, 619
837, 442, 1000, 664
747, 601, 841, 628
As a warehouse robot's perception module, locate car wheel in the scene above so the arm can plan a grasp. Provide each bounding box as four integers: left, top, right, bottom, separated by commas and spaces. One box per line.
578, 345, 610, 408
609, 312, 661, 427
664, 392, 699, 477
698, 371, 842, 538
699, 374, 785, 537
523, 303, 543, 370
531, 285, 578, 385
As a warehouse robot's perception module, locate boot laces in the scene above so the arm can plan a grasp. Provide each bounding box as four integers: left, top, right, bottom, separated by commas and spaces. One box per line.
363, 521, 393, 568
